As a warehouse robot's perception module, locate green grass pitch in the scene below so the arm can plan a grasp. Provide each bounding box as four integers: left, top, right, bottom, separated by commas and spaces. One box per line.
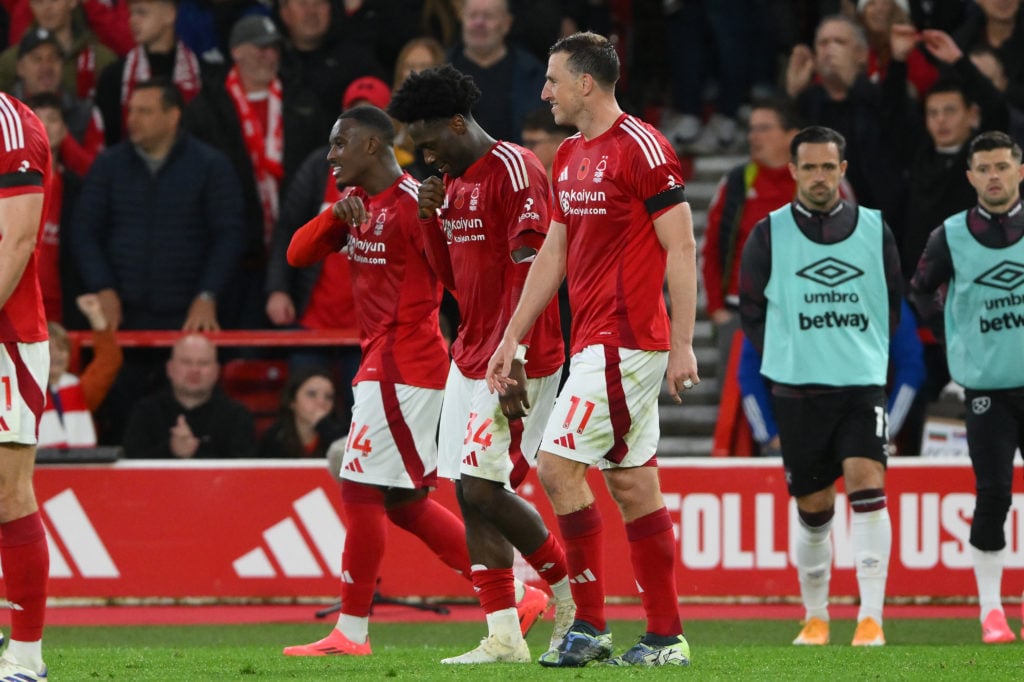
41, 618, 1024, 680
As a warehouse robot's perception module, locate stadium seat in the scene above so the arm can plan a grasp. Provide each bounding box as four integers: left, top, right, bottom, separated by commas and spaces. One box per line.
220, 359, 289, 438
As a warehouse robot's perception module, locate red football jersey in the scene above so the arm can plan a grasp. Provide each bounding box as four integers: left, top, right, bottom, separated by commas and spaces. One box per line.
290, 173, 449, 389
552, 114, 685, 354
0, 93, 50, 342
439, 142, 563, 379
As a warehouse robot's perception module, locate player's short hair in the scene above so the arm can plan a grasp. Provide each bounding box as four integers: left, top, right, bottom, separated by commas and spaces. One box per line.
968, 130, 1023, 164
924, 76, 971, 107
790, 125, 847, 162
338, 105, 396, 145
388, 64, 481, 124
132, 78, 185, 111
549, 31, 619, 89
749, 96, 802, 132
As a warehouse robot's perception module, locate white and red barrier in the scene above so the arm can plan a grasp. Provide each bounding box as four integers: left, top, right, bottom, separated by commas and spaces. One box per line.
29, 459, 1023, 601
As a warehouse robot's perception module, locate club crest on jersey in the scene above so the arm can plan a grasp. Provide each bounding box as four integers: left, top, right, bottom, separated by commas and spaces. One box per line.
577, 157, 591, 181
373, 208, 386, 236
469, 184, 480, 211
593, 156, 608, 183
454, 186, 466, 209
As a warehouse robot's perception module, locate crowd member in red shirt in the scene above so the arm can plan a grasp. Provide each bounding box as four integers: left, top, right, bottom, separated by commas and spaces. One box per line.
701, 97, 800, 377
281, 105, 544, 657
389, 64, 573, 664
0, 91, 55, 682
488, 32, 698, 667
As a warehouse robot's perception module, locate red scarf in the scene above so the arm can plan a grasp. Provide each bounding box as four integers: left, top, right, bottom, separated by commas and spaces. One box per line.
121, 42, 202, 109
76, 44, 97, 100
225, 66, 284, 245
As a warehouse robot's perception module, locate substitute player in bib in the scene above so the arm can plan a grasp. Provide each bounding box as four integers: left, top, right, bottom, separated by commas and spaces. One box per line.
488, 32, 699, 667
389, 65, 575, 664
739, 126, 902, 647
0, 92, 53, 681
281, 105, 483, 657
911, 131, 1024, 644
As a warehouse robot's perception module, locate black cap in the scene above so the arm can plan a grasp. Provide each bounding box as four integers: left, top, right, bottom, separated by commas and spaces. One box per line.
229, 15, 282, 49
18, 28, 61, 59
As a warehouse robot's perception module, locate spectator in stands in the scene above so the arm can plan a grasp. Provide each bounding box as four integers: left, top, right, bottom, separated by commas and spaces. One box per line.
660, 0, 776, 153
856, 0, 937, 97
392, 36, 446, 178
277, 0, 384, 124
184, 14, 327, 328
519, 105, 574, 178
72, 79, 243, 331
122, 334, 256, 458
27, 93, 87, 323
0, 0, 117, 99
95, 0, 202, 146
786, 13, 906, 236
969, 44, 1024, 145
954, 0, 1024, 116
885, 27, 1011, 455
256, 366, 345, 458
448, 0, 546, 144
10, 28, 105, 171
702, 97, 801, 379
40, 294, 123, 449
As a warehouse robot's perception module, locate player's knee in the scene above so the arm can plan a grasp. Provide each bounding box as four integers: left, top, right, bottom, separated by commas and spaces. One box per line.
459, 476, 503, 514
970, 493, 1012, 551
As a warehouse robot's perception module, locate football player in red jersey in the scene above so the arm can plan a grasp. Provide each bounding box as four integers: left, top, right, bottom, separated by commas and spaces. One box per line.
390, 65, 575, 664
0, 92, 55, 681
487, 32, 699, 667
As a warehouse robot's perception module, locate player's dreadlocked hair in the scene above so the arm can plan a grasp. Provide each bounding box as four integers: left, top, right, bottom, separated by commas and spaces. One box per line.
388, 64, 481, 124
339, 105, 396, 145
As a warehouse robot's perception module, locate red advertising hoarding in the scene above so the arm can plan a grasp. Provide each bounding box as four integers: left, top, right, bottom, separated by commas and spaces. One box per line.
27, 459, 1023, 602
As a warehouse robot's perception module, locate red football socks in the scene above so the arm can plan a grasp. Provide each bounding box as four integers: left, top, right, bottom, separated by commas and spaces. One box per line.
556, 505, 606, 631
0, 512, 48, 641
626, 507, 682, 637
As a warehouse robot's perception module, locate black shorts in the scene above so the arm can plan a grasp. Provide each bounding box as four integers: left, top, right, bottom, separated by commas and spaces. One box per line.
773, 386, 889, 497
964, 388, 1024, 499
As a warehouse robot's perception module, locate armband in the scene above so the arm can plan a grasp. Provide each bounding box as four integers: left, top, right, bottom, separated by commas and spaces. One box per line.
645, 186, 686, 215
514, 344, 528, 364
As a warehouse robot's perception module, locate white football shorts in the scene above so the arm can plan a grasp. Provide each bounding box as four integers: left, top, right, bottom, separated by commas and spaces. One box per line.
337, 381, 443, 489
541, 344, 666, 469
0, 341, 48, 445
438, 361, 560, 489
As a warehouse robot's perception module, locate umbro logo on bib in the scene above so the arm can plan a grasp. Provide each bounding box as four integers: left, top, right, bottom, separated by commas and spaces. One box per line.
795, 257, 864, 288
973, 260, 1024, 291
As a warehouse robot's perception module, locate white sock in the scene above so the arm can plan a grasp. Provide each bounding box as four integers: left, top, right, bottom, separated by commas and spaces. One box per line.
335, 614, 369, 644
795, 517, 833, 622
485, 607, 523, 644
852, 508, 891, 625
549, 576, 572, 602
513, 577, 525, 603
972, 546, 1005, 622
3, 639, 43, 671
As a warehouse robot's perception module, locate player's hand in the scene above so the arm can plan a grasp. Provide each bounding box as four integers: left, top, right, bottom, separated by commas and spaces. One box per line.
486, 335, 520, 395
710, 309, 733, 326
785, 44, 815, 98
266, 291, 296, 326
498, 360, 531, 420
418, 176, 445, 219
666, 343, 699, 405
332, 196, 369, 226
920, 29, 962, 65
170, 415, 200, 458
889, 23, 920, 62
96, 288, 122, 331
183, 296, 220, 332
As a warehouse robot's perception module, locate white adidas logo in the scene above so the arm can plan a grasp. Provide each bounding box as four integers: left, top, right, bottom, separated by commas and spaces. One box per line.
0, 489, 119, 579
233, 488, 345, 578
570, 569, 596, 584
557, 166, 568, 182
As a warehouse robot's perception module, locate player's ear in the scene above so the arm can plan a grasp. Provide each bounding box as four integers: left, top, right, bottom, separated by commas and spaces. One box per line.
449, 114, 467, 135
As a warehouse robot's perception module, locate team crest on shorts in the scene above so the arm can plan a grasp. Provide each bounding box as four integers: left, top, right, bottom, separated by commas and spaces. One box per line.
971, 396, 991, 415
